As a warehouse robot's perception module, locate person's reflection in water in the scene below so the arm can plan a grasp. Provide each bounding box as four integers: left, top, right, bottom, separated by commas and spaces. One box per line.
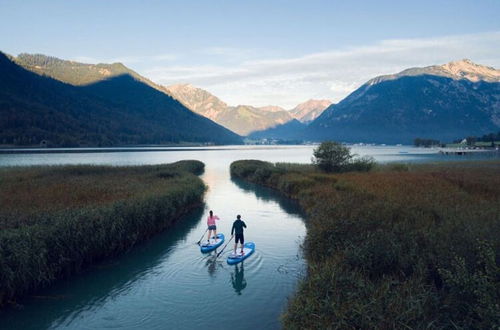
231, 263, 247, 295
206, 253, 217, 276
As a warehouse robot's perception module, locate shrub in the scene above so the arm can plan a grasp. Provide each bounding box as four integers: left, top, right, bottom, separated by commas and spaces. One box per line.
312, 141, 353, 172
344, 155, 376, 172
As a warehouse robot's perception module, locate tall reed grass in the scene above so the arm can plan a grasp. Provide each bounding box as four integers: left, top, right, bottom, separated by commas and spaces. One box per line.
230, 160, 500, 328
0, 160, 205, 306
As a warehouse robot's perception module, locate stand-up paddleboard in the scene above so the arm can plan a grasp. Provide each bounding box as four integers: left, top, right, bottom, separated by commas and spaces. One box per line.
200, 233, 225, 253
227, 242, 255, 265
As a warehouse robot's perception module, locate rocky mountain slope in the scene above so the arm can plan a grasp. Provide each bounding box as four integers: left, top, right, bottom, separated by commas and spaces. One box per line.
164, 83, 228, 122
165, 84, 296, 135
289, 99, 333, 123
165, 83, 331, 136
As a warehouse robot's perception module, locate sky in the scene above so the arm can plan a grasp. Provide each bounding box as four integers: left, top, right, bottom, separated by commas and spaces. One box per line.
1, 0, 499, 108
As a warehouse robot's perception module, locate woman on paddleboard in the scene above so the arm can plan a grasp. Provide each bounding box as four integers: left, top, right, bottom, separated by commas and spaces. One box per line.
206, 210, 220, 243
231, 215, 247, 255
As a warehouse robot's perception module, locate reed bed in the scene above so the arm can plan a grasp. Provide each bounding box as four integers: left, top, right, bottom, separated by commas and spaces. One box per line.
0, 160, 205, 306
230, 160, 500, 329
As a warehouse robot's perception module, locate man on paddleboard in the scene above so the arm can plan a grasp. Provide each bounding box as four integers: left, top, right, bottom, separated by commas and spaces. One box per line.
231, 215, 247, 255
206, 210, 220, 243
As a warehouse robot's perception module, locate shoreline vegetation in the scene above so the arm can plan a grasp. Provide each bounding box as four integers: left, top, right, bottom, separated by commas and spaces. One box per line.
0, 160, 206, 307
230, 159, 500, 328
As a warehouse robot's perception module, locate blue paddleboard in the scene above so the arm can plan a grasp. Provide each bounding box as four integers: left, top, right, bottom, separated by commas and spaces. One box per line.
227, 242, 255, 265
200, 233, 225, 253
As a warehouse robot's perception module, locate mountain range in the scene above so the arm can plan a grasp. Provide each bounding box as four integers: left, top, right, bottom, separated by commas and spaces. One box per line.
1, 52, 498, 146
307, 59, 500, 143
0, 53, 242, 146
7, 53, 332, 139
164, 84, 331, 135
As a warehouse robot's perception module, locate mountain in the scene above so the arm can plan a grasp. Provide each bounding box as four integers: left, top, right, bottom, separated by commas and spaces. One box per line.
14, 53, 165, 91
165, 84, 294, 135
248, 119, 307, 140
289, 99, 332, 123
307, 59, 500, 144
218, 105, 293, 136
244, 99, 331, 140
0, 52, 242, 146
164, 84, 228, 122
367, 59, 500, 85
17, 56, 298, 137
259, 105, 287, 112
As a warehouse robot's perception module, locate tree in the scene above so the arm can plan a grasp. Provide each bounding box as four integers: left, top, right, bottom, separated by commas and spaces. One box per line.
312, 141, 353, 172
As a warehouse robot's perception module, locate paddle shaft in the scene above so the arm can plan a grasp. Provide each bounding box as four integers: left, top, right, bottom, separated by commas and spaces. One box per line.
196, 227, 209, 245
216, 235, 234, 258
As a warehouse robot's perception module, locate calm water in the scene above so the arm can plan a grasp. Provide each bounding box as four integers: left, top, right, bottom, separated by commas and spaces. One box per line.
0, 145, 498, 329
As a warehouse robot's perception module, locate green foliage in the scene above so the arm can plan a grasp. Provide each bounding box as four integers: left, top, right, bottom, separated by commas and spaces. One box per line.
15, 53, 132, 86
0, 161, 206, 306
312, 141, 353, 172
312, 141, 376, 173
231, 160, 500, 328
344, 155, 376, 172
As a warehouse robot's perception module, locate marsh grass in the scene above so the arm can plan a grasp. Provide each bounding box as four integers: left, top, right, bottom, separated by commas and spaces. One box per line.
230, 160, 500, 329
0, 160, 205, 306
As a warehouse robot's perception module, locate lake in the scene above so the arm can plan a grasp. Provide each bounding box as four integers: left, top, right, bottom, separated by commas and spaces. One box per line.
0, 145, 498, 329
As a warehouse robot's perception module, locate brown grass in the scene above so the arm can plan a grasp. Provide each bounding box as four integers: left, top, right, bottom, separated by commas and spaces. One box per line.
231, 160, 500, 329
0, 161, 205, 306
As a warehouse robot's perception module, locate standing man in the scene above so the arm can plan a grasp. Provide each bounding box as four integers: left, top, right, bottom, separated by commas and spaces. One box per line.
231, 214, 247, 255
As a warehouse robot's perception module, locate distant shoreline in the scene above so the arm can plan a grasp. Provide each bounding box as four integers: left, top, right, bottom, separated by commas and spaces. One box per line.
0, 144, 317, 154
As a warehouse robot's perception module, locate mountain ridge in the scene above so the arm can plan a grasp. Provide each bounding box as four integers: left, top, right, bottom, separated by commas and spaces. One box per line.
14, 53, 168, 93
308, 59, 500, 143
165, 83, 331, 135
367, 59, 500, 86
0, 52, 242, 146
290, 99, 333, 123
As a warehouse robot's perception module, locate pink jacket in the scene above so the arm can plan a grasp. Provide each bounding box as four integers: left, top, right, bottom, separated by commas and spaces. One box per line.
207, 215, 220, 226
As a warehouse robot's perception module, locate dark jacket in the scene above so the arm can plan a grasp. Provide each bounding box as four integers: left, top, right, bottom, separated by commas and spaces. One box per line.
231, 219, 247, 235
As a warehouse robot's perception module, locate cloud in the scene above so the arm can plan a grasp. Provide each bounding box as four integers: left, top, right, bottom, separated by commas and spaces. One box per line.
148, 31, 500, 108
71, 53, 177, 65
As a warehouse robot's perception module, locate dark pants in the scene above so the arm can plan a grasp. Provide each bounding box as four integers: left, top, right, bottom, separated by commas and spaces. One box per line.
235, 233, 244, 244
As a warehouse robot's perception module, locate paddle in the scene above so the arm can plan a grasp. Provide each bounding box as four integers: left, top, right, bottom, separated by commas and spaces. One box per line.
216, 235, 234, 258
196, 227, 209, 245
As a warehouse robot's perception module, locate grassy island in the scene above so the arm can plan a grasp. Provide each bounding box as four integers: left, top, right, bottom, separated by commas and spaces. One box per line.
230, 160, 500, 329
0, 160, 205, 307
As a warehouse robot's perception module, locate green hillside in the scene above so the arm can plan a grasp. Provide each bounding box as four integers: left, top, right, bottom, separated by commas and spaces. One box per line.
14, 53, 164, 91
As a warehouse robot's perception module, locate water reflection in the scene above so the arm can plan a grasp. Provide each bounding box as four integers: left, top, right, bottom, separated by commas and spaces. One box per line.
231, 177, 304, 218
231, 263, 247, 295
0, 206, 205, 330
204, 253, 218, 277
0, 147, 311, 330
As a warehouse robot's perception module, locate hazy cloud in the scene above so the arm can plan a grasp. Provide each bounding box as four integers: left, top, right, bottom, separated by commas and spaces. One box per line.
72, 53, 177, 65
146, 32, 500, 108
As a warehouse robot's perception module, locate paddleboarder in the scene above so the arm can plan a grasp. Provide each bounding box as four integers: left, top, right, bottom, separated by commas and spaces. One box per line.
231, 215, 247, 255
206, 210, 220, 243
